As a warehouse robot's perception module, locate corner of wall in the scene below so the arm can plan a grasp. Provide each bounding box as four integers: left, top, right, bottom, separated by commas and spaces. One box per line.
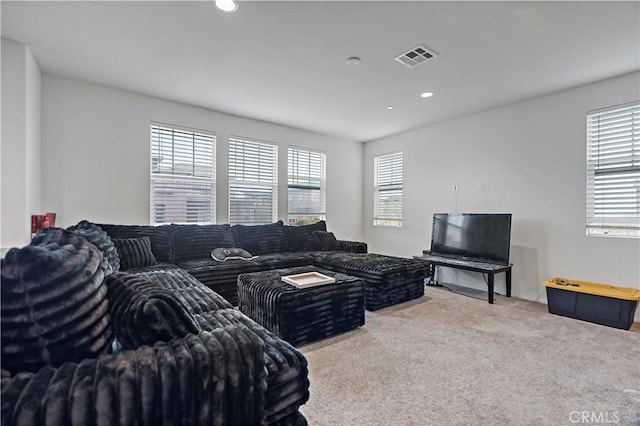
1, 39, 43, 248
25, 44, 42, 223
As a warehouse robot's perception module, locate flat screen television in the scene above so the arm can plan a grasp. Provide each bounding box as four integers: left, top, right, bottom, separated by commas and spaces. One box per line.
430, 213, 512, 265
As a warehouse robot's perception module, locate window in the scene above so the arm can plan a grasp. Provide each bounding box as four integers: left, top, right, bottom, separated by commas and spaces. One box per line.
150, 123, 215, 224
374, 152, 403, 227
229, 137, 278, 225
586, 102, 640, 238
288, 147, 326, 225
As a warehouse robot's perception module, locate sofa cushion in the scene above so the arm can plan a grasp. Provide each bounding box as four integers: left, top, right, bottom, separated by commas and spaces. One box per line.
105, 272, 200, 349
180, 252, 314, 306
312, 230, 340, 251
1, 228, 113, 374
336, 239, 368, 253
122, 262, 180, 274
68, 220, 120, 273
284, 221, 326, 252
113, 237, 157, 270
313, 252, 426, 310
98, 223, 174, 263
313, 252, 426, 283
232, 221, 286, 255
170, 224, 236, 263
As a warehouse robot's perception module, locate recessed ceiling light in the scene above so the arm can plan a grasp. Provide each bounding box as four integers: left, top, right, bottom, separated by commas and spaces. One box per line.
345, 57, 361, 66
420, 91, 434, 98
386, 106, 395, 110
215, 0, 238, 13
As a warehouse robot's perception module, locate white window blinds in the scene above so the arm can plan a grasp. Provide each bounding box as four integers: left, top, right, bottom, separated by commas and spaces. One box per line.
586, 102, 640, 238
150, 124, 215, 224
288, 147, 326, 225
229, 137, 278, 225
374, 152, 403, 227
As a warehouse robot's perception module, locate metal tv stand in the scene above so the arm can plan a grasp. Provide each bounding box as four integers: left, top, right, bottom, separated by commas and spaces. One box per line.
417, 251, 512, 304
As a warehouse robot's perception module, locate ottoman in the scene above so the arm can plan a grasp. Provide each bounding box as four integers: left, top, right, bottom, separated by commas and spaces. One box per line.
313, 252, 427, 311
238, 266, 365, 346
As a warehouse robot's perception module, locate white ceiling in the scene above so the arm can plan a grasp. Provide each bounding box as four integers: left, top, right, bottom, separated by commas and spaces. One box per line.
2, 1, 639, 142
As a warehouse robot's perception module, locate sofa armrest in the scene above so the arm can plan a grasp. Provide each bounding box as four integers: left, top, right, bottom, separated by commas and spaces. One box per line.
1, 329, 267, 426
337, 240, 368, 253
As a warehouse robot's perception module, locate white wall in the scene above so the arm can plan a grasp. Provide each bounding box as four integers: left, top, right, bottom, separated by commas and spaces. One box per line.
1, 38, 41, 249
25, 42, 42, 240
41, 75, 363, 241
363, 72, 640, 308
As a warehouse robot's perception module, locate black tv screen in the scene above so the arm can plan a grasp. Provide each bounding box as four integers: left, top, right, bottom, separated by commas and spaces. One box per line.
430, 213, 512, 265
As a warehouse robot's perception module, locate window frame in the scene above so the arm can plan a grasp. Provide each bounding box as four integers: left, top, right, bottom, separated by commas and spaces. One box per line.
287, 146, 327, 226
228, 136, 279, 225
149, 122, 216, 225
373, 151, 404, 227
586, 101, 640, 238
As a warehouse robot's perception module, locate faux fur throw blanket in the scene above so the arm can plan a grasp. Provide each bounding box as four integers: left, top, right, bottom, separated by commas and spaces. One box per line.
105, 272, 201, 349
134, 268, 233, 313
1, 329, 267, 426
1, 228, 113, 375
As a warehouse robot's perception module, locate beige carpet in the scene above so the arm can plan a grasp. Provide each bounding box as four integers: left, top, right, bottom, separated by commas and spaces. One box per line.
299, 286, 640, 426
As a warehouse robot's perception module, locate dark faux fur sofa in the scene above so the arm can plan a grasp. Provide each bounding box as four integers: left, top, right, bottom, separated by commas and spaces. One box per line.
1, 219, 426, 425
94, 219, 424, 310
1, 225, 309, 425
96, 220, 368, 306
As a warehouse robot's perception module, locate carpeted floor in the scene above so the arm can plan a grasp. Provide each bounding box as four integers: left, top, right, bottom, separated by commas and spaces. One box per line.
299, 285, 640, 426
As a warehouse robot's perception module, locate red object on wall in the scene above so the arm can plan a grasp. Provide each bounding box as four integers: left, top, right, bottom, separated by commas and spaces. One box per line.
31, 215, 45, 235
31, 212, 56, 237
43, 212, 56, 228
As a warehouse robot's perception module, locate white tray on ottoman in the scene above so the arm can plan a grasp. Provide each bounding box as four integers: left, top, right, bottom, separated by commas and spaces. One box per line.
281, 272, 336, 289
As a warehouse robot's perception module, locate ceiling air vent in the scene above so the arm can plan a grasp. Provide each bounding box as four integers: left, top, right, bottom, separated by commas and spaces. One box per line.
394, 44, 438, 68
